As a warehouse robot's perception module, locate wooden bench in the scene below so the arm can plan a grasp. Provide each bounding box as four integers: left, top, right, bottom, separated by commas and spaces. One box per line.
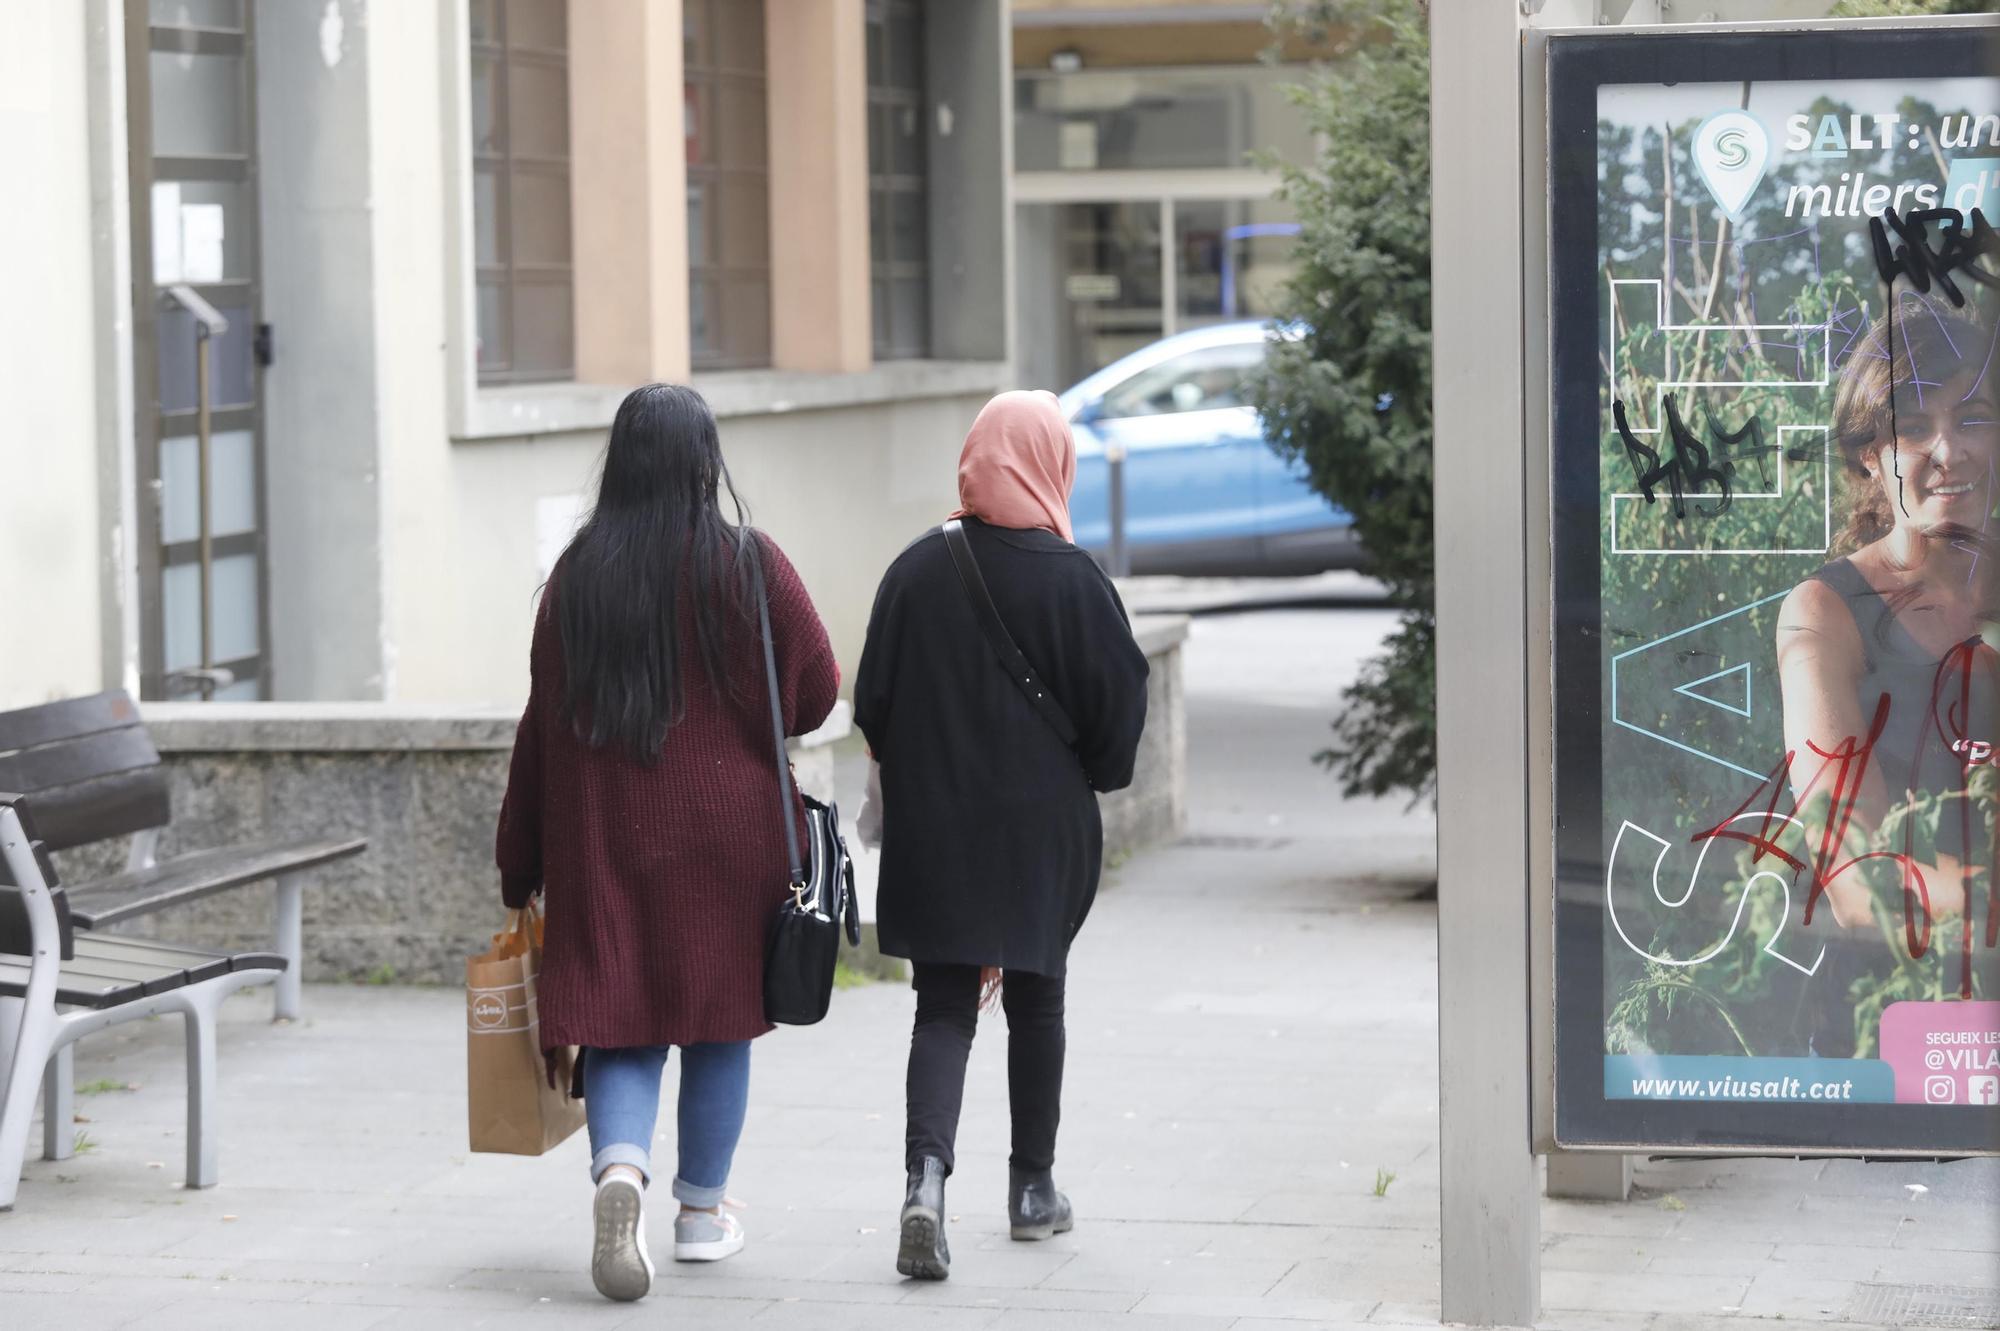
0, 690, 366, 1018
0, 794, 288, 1207
0, 691, 366, 1169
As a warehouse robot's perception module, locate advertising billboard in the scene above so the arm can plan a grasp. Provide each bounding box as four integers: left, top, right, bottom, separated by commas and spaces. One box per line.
1550, 26, 2000, 1153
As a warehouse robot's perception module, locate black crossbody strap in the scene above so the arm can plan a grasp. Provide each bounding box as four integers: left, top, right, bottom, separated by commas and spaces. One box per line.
942, 519, 1080, 747
753, 547, 806, 888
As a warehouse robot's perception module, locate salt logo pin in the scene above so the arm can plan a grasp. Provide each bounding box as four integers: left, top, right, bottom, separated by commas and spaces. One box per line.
1692, 110, 1770, 223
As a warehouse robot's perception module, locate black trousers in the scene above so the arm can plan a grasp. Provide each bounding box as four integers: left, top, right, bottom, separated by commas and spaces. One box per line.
904, 962, 1065, 1176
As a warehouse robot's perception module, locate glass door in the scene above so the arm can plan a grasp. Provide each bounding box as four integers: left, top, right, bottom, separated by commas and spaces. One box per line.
127, 0, 269, 700
1016, 201, 1163, 391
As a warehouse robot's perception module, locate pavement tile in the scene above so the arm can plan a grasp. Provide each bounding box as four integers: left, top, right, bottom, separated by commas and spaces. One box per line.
1039, 1251, 1298, 1297
989, 1309, 1237, 1330
1134, 1291, 1380, 1322
1359, 1300, 1447, 1326
114, 1299, 395, 1331
1733, 1271, 1864, 1321
1265, 1255, 1438, 1306
0, 1291, 177, 1331
750, 1300, 1006, 1330
1539, 1233, 1654, 1275
896, 1282, 1139, 1311
1539, 1269, 1753, 1317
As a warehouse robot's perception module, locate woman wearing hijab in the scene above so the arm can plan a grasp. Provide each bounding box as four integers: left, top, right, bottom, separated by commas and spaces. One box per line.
853, 389, 1151, 1281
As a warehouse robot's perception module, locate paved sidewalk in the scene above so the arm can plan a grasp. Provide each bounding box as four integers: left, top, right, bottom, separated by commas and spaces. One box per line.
2, 609, 1995, 1329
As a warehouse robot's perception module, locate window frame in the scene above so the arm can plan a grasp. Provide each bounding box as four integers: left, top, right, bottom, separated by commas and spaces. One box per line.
684, 0, 773, 372
866, 0, 930, 362
470, 0, 575, 386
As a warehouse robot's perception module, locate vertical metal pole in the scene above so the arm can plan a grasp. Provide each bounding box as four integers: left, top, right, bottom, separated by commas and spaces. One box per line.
1107, 441, 1130, 578
272, 873, 303, 1022
195, 326, 215, 701
1432, 1, 1540, 1325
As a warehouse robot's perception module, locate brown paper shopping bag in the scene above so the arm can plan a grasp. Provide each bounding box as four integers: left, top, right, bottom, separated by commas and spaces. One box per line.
466, 904, 586, 1154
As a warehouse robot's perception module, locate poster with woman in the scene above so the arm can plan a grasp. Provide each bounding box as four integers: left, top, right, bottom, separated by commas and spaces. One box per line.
1549, 24, 2000, 1153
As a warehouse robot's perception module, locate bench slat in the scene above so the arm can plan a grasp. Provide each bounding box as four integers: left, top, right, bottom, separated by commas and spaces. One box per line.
74, 936, 232, 990
0, 692, 143, 754
0, 958, 150, 1008
9, 769, 172, 853
74, 935, 235, 970
67, 836, 369, 928
0, 936, 264, 1009
228, 952, 288, 974
45, 956, 189, 998
0, 727, 161, 796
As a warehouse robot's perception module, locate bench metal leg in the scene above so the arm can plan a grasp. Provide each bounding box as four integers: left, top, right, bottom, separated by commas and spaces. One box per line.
40, 1044, 73, 1161
0, 996, 18, 1090
183, 995, 218, 1189
273, 872, 303, 1022
0, 995, 55, 1210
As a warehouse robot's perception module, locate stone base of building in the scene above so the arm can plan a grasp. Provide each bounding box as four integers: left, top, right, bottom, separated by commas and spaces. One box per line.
56, 618, 1189, 985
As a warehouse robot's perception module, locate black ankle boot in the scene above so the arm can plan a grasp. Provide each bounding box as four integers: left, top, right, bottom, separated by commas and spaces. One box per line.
897, 1157, 951, 1280
1008, 1166, 1074, 1241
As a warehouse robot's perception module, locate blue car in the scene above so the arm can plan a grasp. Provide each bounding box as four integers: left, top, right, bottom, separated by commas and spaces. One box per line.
1062, 323, 1360, 578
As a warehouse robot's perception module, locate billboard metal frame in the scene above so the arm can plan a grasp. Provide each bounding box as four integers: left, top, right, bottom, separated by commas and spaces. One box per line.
1532, 15, 2000, 1158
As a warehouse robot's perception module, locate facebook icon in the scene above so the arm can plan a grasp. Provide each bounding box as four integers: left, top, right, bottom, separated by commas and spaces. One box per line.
1969, 1076, 1999, 1108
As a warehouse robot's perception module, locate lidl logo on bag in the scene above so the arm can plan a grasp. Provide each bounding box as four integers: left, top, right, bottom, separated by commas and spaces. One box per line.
470, 990, 508, 1030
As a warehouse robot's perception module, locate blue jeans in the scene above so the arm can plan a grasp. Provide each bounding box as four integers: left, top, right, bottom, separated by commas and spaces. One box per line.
583, 1042, 750, 1208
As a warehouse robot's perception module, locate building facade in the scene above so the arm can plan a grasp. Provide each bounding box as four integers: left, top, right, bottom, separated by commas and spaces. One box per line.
1, 0, 1012, 711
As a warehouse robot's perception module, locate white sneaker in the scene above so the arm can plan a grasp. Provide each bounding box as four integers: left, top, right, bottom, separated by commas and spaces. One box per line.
673, 1206, 746, 1262
591, 1175, 654, 1301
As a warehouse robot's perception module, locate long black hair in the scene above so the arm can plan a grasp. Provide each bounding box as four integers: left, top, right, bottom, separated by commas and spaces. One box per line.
551, 384, 761, 763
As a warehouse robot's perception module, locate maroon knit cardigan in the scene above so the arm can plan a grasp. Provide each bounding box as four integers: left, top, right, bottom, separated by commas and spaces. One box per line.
495, 534, 839, 1051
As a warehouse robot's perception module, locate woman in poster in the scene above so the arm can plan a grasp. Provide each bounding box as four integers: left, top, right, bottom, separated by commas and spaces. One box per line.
1775, 292, 2000, 1042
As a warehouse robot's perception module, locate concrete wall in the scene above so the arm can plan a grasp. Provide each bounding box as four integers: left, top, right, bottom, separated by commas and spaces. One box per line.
58, 622, 1187, 984
0, 2, 104, 709
367, 0, 460, 704
428, 382, 999, 707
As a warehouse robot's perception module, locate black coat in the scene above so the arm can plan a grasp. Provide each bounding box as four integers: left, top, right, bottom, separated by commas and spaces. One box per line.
854, 518, 1150, 976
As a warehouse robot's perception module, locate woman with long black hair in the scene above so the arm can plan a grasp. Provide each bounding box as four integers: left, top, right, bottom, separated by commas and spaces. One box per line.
495, 384, 838, 1302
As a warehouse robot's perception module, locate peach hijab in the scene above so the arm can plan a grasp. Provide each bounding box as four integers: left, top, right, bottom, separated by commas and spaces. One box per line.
950, 389, 1077, 542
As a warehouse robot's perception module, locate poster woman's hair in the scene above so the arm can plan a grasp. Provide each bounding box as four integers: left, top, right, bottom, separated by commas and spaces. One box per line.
1831, 291, 1998, 552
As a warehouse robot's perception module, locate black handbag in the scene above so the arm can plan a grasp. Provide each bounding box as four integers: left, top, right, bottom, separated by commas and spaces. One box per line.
757, 560, 861, 1027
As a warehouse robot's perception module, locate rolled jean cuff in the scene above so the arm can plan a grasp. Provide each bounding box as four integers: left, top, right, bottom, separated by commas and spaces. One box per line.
591, 1143, 652, 1186
672, 1174, 727, 1208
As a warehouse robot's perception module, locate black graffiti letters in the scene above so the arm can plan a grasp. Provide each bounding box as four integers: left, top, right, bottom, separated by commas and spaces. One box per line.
1614, 394, 1740, 519
1869, 206, 2000, 307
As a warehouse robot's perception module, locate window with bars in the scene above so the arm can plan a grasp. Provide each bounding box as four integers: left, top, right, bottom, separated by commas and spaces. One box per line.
684, 0, 772, 371
866, 0, 929, 361
470, 0, 574, 384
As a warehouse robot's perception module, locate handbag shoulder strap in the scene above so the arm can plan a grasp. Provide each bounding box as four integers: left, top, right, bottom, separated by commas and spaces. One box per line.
753, 547, 806, 888
941, 519, 1080, 747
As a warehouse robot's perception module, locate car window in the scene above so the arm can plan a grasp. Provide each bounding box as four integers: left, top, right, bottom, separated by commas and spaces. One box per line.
1097, 341, 1266, 420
